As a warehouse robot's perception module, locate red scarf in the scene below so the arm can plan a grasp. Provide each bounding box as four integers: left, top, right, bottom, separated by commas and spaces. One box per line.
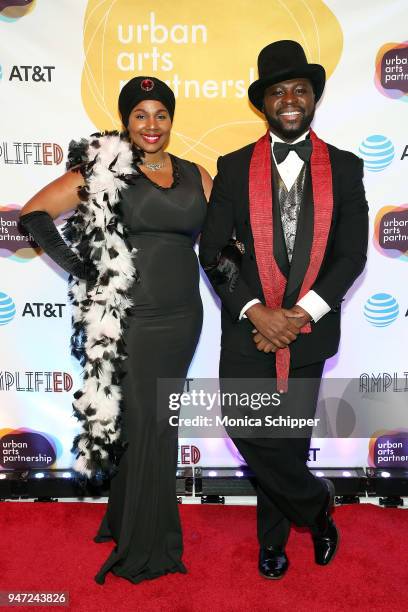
249, 129, 333, 392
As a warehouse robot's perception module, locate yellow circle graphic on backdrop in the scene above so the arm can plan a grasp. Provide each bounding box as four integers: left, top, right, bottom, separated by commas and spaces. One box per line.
82, 0, 343, 174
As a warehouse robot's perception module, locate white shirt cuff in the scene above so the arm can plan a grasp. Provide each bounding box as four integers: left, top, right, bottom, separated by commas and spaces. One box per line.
296, 290, 331, 323
239, 299, 261, 320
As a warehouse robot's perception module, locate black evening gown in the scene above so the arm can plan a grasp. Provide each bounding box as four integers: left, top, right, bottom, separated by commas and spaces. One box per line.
94, 156, 207, 584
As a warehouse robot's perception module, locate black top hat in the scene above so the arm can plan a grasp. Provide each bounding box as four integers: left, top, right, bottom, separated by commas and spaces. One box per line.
248, 40, 326, 111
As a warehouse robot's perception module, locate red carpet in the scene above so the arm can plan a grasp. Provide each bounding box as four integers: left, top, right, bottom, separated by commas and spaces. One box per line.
1, 502, 407, 611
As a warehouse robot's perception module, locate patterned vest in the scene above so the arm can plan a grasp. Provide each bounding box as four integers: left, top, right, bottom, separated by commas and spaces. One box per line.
271, 159, 307, 264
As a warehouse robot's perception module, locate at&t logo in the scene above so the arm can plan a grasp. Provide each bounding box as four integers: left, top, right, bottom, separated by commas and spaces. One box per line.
363, 293, 399, 327
0, 292, 16, 325
22, 302, 66, 318
8, 65, 55, 82
0, 292, 66, 321
358, 135, 395, 172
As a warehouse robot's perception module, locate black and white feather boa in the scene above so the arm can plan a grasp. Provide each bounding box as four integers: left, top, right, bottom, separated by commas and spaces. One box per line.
63, 130, 141, 478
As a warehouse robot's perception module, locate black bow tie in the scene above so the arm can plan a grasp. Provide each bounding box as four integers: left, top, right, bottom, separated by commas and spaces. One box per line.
273, 139, 312, 164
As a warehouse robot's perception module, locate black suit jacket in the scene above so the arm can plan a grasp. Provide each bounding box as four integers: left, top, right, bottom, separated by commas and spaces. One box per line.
199, 140, 369, 368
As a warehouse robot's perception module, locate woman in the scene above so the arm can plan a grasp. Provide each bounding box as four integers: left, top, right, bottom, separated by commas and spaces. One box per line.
19, 76, 212, 585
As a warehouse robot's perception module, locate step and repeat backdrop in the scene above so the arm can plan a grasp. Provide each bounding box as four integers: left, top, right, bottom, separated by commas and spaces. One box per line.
0, 0, 407, 474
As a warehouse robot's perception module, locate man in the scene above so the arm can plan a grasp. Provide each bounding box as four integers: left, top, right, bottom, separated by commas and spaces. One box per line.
199, 40, 368, 579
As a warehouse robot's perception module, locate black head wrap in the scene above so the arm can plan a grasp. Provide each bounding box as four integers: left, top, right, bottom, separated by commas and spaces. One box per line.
118, 76, 175, 127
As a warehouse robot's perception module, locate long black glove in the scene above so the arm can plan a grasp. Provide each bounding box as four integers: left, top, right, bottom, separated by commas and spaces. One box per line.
19, 210, 97, 282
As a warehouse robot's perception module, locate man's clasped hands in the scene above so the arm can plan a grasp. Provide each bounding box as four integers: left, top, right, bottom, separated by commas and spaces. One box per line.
247, 303, 312, 353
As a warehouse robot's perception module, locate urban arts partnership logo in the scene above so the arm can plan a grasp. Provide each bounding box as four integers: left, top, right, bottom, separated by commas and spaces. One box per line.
0, 428, 57, 469
374, 205, 408, 262
363, 293, 399, 327
80, 0, 343, 172
375, 41, 408, 103
0, 0, 36, 22
358, 135, 394, 172
369, 431, 408, 468
0, 205, 40, 262
0, 292, 16, 325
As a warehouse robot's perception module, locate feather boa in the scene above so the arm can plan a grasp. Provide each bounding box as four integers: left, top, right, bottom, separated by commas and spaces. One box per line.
63, 130, 140, 478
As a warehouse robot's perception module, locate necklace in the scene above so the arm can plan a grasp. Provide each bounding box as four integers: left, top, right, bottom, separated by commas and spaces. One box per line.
134, 154, 180, 191
141, 159, 166, 171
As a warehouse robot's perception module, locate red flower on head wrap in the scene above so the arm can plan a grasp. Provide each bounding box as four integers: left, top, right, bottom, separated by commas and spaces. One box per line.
141, 78, 154, 92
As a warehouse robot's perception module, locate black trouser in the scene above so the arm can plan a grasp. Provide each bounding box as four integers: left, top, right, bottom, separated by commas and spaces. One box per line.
220, 348, 327, 548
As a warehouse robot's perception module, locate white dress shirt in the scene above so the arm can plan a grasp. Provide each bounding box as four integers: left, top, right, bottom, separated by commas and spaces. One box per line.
239, 130, 331, 323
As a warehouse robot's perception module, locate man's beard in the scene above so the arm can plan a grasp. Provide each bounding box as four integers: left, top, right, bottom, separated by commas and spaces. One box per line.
265, 107, 315, 142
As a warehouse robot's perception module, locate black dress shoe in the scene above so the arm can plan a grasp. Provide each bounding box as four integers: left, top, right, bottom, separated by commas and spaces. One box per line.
312, 478, 339, 566
258, 545, 289, 579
